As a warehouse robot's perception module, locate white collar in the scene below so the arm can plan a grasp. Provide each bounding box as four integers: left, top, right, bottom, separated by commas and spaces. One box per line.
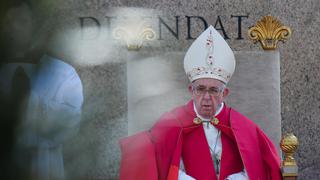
193, 102, 224, 121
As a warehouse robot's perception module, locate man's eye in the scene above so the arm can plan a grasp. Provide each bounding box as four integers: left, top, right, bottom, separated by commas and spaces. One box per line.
209, 88, 219, 93
197, 87, 206, 91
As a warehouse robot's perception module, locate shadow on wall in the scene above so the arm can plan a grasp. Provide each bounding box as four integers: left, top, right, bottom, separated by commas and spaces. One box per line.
0, 55, 83, 180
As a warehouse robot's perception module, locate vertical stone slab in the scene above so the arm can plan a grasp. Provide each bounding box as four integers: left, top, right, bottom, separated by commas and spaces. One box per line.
226, 51, 281, 154
127, 52, 189, 135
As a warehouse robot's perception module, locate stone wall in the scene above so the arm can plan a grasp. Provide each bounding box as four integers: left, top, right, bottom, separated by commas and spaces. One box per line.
1, 0, 319, 179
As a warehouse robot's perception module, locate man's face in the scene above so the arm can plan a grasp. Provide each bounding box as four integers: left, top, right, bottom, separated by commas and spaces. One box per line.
189, 78, 229, 119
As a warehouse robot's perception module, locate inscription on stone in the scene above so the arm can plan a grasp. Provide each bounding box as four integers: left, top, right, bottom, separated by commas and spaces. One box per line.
79, 15, 249, 40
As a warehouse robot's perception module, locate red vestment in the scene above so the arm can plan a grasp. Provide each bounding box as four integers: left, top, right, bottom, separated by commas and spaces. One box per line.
120, 100, 281, 180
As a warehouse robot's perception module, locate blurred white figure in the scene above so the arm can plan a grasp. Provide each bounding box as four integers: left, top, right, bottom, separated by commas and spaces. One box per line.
17, 55, 83, 180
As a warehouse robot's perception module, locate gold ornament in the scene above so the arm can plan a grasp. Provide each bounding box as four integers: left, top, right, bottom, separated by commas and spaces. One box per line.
211, 117, 219, 125
113, 22, 156, 51
193, 117, 202, 125
248, 15, 292, 50
280, 133, 298, 167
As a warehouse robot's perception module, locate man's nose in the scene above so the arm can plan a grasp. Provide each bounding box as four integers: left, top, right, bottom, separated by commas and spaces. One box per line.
203, 90, 211, 99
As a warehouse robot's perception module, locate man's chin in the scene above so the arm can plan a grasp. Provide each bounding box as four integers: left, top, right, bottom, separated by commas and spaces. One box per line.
202, 106, 214, 112
200, 109, 214, 118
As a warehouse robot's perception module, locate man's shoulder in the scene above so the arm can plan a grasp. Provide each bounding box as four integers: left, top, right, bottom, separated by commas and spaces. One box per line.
156, 100, 195, 126
228, 107, 258, 129
153, 103, 188, 128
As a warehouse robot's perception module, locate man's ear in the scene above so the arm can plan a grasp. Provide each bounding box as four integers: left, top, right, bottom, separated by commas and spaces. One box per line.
188, 84, 193, 94
222, 87, 229, 99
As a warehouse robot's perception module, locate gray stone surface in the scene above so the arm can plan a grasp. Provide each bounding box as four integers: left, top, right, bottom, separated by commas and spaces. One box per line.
226, 51, 281, 154
270, 1, 320, 176
63, 63, 127, 180
2, 0, 320, 179
127, 52, 189, 135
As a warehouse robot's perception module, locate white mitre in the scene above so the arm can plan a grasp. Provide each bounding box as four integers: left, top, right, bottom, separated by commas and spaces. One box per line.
184, 25, 236, 84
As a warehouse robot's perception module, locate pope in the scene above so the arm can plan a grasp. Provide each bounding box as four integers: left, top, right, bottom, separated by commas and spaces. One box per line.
119, 26, 281, 180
